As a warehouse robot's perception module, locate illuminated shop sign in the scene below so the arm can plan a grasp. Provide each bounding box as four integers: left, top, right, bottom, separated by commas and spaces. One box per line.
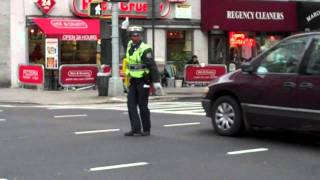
71, 0, 172, 18
229, 32, 255, 47
36, 0, 56, 14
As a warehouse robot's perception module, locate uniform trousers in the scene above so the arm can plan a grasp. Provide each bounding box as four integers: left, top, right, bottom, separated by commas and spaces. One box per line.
127, 78, 151, 132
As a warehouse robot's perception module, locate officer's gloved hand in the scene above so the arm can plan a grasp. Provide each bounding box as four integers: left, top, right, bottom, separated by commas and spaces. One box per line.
121, 17, 129, 29
153, 82, 165, 96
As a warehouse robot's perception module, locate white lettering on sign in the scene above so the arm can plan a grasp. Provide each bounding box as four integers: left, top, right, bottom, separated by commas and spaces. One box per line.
23, 70, 39, 80
226, 11, 284, 21
67, 70, 92, 78
195, 69, 216, 76
306, 10, 320, 22
50, 20, 88, 29
62, 35, 98, 41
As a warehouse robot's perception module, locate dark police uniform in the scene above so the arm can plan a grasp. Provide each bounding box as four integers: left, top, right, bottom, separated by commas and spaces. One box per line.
125, 40, 160, 136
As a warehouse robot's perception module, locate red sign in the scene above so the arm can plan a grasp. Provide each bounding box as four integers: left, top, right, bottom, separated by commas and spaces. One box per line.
184, 65, 227, 83
71, 0, 171, 18
36, 0, 56, 14
18, 64, 44, 85
59, 65, 99, 86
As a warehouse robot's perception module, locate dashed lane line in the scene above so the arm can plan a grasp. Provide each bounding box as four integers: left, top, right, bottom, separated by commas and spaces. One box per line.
54, 114, 88, 119
0, 110, 3, 112
74, 129, 120, 135
89, 162, 149, 172
227, 148, 269, 155
0, 119, 6, 122
163, 122, 201, 127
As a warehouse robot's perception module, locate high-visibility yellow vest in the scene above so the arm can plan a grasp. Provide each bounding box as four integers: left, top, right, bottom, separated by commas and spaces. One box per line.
125, 41, 150, 78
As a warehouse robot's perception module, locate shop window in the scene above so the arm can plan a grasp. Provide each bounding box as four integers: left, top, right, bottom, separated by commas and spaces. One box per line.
166, 30, 193, 78
61, 41, 98, 64
28, 26, 45, 65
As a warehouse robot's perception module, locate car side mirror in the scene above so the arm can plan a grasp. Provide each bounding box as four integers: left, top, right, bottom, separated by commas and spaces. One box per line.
241, 63, 254, 73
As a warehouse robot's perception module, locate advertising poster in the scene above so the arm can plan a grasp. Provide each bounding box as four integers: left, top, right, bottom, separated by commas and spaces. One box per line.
45, 38, 59, 69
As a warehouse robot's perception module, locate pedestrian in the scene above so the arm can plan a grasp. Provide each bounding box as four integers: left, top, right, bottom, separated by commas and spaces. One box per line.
124, 26, 163, 136
187, 55, 199, 65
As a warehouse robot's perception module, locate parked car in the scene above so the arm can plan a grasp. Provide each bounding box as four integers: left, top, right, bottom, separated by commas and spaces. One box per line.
202, 32, 320, 136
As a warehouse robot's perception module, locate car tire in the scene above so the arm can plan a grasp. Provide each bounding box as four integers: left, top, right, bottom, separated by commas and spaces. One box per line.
211, 96, 243, 136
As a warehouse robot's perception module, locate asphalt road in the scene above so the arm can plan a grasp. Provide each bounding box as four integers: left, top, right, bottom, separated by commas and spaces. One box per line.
0, 102, 320, 180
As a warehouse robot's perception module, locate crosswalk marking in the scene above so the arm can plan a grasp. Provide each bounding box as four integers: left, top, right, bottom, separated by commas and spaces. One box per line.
0, 102, 206, 116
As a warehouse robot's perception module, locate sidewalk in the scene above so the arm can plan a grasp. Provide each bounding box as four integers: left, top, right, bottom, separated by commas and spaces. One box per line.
0, 87, 205, 105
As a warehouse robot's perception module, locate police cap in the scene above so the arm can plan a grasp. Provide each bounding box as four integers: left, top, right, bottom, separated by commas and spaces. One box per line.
128, 26, 143, 36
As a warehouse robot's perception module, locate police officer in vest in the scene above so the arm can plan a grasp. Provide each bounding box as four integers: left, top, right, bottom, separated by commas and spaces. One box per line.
124, 26, 163, 136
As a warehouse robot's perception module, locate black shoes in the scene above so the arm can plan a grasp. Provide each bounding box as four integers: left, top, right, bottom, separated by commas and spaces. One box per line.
124, 130, 150, 136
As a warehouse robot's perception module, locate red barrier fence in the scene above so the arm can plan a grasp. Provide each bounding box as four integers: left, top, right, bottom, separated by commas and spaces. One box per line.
101, 64, 125, 79
18, 64, 44, 85
59, 64, 99, 87
184, 64, 227, 84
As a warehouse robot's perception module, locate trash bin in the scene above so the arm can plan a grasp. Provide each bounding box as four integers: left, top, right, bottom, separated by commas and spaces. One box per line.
96, 73, 110, 96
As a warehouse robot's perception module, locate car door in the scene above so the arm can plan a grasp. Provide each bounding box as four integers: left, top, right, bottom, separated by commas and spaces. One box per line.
243, 36, 311, 128
296, 37, 320, 130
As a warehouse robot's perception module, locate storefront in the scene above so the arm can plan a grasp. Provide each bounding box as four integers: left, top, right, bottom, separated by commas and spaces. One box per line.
72, 0, 203, 80
7, 0, 203, 88
201, 0, 297, 69
297, 1, 320, 32
27, 18, 100, 89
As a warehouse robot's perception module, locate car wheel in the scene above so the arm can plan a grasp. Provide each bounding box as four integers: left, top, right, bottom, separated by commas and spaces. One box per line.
211, 96, 243, 136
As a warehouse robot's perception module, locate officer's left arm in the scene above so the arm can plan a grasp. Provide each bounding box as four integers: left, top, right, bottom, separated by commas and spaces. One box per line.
142, 48, 160, 83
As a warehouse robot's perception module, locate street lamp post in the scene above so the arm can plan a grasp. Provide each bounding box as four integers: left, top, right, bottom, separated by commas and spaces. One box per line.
108, 2, 124, 97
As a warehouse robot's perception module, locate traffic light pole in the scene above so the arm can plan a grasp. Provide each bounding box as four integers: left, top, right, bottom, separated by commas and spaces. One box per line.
108, 2, 124, 97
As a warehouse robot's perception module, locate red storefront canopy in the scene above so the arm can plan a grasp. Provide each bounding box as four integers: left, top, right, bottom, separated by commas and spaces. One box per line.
33, 18, 100, 41
201, 0, 297, 32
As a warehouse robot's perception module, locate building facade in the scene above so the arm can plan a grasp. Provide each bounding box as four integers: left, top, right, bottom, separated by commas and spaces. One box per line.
201, 0, 299, 69
2, 0, 206, 88
0, 0, 10, 87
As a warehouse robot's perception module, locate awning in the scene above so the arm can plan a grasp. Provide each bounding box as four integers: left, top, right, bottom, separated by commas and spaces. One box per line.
33, 18, 100, 41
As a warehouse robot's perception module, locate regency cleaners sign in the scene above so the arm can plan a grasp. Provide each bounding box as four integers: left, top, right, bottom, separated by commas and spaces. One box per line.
226, 11, 284, 21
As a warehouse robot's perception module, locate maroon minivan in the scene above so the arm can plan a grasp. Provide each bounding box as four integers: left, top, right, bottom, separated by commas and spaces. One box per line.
202, 32, 320, 136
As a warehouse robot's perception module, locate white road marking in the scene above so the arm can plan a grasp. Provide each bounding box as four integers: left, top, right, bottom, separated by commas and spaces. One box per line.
0, 105, 13, 107
164, 122, 201, 127
0, 178, 8, 180
227, 148, 269, 155
0, 119, 6, 122
89, 162, 149, 172
54, 114, 88, 119
0, 110, 3, 112
74, 129, 120, 135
